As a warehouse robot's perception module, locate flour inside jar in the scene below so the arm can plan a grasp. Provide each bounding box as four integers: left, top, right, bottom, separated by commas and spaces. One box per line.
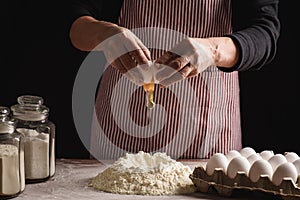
0, 144, 21, 195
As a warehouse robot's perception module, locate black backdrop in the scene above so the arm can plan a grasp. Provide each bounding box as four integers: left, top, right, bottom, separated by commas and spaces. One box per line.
1, 1, 298, 158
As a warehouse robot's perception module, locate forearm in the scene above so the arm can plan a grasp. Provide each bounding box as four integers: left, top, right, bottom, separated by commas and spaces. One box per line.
227, 0, 280, 71
193, 37, 239, 69
69, 16, 118, 51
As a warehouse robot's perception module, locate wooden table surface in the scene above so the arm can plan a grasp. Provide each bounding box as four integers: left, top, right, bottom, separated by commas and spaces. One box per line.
14, 159, 276, 200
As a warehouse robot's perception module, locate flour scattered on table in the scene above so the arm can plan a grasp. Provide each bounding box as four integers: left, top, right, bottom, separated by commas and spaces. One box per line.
90, 151, 195, 195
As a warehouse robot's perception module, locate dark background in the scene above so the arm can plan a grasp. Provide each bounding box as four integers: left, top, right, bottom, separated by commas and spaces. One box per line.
1, 1, 298, 158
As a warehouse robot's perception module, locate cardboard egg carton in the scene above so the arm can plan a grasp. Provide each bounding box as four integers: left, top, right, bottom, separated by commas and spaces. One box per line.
190, 166, 300, 200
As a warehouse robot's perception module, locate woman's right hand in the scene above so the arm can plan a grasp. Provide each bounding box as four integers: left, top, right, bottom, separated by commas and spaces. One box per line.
70, 17, 152, 86
96, 22, 152, 86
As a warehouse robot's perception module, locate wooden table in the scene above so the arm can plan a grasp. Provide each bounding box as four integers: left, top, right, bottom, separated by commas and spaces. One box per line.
14, 159, 273, 200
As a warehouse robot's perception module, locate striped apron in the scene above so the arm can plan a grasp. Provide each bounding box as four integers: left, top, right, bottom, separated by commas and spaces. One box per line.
91, 0, 242, 159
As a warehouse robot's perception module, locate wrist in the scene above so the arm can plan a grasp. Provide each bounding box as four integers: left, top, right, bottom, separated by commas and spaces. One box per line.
69, 16, 121, 51
193, 37, 239, 68
96, 21, 121, 42
207, 37, 239, 68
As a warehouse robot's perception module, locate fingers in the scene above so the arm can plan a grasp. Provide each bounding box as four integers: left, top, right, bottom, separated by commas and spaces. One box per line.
168, 55, 190, 71
128, 49, 150, 66
178, 63, 195, 78
155, 51, 178, 65
159, 73, 183, 87
154, 51, 179, 82
109, 48, 146, 85
101, 28, 153, 85
118, 52, 137, 71
111, 58, 127, 74
111, 58, 137, 84
155, 51, 193, 84
123, 33, 152, 60
159, 64, 195, 87
106, 40, 151, 85
186, 68, 199, 78
118, 54, 144, 85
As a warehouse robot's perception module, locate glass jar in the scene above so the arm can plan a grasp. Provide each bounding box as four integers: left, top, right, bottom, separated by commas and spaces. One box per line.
10, 95, 55, 183
0, 106, 25, 199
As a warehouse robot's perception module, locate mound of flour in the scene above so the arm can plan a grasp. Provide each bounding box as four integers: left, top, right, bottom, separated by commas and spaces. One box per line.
90, 151, 195, 195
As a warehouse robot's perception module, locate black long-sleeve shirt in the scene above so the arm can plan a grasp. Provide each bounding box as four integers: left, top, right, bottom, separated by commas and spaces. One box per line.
68, 0, 280, 72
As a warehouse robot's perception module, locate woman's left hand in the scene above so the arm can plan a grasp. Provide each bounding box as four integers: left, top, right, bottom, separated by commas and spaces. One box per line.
154, 38, 216, 87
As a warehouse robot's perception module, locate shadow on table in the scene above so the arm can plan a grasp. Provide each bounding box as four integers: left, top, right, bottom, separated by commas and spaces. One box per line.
187, 189, 284, 200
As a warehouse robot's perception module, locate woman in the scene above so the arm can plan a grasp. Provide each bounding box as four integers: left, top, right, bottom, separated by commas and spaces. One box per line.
68, 0, 280, 159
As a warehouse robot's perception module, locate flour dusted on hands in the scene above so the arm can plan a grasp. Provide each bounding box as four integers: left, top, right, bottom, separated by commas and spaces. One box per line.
90, 151, 195, 195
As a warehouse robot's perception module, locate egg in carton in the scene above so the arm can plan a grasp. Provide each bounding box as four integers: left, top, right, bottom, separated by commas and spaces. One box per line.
190, 148, 300, 200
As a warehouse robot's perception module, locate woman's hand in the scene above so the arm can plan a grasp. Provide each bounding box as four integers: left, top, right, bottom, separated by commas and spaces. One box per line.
154, 38, 215, 87
70, 16, 152, 86
97, 23, 152, 85
154, 37, 239, 87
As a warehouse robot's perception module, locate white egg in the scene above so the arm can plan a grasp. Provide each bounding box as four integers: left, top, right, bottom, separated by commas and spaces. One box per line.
227, 156, 251, 179
284, 152, 299, 163
259, 150, 274, 160
225, 150, 241, 162
292, 158, 300, 175
268, 154, 287, 171
272, 162, 298, 186
239, 147, 256, 158
206, 153, 228, 176
248, 159, 273, 182
247, 153, 262, 165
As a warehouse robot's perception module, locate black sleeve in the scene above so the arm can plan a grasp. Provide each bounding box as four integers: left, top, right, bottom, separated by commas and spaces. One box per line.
67, 0, 123, 29
218, 0, 280, 72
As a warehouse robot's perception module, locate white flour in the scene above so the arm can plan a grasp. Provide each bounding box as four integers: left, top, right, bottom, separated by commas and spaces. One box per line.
0, 144, 22, 195
90, 151, 195, 195
17, 128, 50, 179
